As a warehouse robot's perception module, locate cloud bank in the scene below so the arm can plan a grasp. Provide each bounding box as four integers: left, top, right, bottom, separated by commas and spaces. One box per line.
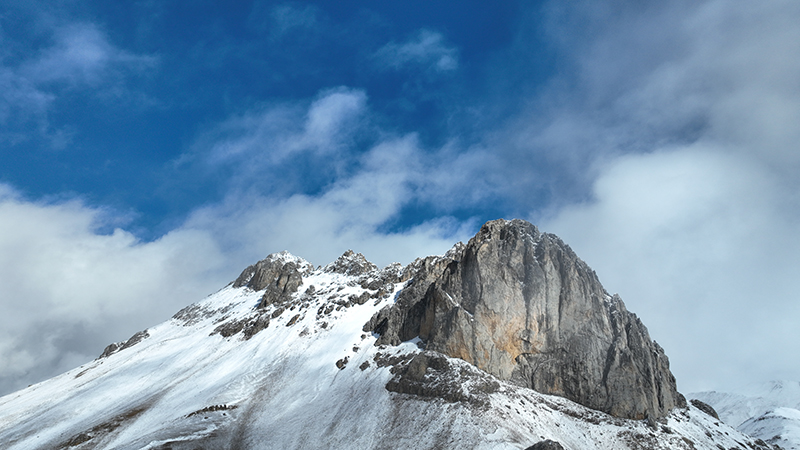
533, 0, 800, 391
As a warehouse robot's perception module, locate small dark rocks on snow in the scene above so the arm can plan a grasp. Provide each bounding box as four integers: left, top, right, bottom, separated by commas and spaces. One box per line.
690, 399, 720, 420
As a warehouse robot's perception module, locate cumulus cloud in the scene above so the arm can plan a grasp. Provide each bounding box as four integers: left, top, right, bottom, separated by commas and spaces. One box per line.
0, 187, 227, 395
530, 0, 800, 391
541, 147, 800, 391
375, 29, 459, 73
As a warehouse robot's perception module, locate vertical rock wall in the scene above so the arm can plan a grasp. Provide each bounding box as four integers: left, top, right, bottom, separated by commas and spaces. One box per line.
367, 219, 684, 419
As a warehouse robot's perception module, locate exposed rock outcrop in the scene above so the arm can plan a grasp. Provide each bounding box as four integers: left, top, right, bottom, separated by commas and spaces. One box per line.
365, 219, 683, 420
233, 252, 311, 308
384, 351, 500, 408
690, 399, 719, 420
323, 250, 377, 276
525, 440, 566, 450
97, 329, 150, 359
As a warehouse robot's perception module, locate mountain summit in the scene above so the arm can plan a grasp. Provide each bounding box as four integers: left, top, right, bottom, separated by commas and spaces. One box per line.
0, 219, 779, 449
366, 219, 682, 420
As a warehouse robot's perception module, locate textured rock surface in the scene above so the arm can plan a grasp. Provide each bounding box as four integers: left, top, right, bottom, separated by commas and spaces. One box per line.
384, 350, 500, 408
525, 440, 566, 450
233, 252, 311, 308
689, 399, 719, 420
323, 250, 378, 276
366, 219, 683, 419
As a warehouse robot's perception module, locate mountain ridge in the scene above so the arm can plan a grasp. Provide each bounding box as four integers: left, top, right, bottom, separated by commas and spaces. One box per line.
692, 381, 800, 450
0, 219, 780, 449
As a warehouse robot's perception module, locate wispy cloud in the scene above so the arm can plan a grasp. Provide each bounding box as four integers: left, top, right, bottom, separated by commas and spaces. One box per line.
269, 3, 319, 38
0, 20, 156, 146
374, 29, 459, 73
247, 2, 320, 39
185, 134, 473, 269
22, 23, 156, 86
186, 87, 369, 196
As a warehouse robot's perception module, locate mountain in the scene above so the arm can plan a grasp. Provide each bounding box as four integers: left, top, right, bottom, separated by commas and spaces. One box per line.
0, 219, 781, 449
691, 381, 800, 450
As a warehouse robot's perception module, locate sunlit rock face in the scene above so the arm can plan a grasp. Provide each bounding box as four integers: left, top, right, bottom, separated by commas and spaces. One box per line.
367, 218, 684, 419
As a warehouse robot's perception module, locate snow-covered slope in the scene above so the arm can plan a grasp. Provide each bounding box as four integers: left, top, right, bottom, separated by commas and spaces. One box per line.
692, 381, 800, 450
0, 250, 781, 449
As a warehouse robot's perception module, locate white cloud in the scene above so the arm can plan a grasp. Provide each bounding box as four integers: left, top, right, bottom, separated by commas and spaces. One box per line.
541, 146, 800, 392
0, 187, 227, 395
269, 3, 319, 39
0, 20, 156, 145
529, 0, 800, 392
186, 134, 472, 269
22, 22, 156, 86
201, 87, 367, 170
375, 29, 459, 73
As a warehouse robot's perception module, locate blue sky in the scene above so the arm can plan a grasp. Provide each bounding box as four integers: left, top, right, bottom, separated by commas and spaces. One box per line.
2, 0, 800, 398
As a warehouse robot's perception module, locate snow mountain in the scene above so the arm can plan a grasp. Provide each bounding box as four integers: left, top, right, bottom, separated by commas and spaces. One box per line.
692, 381, 800, 450
0, 219, 782, 449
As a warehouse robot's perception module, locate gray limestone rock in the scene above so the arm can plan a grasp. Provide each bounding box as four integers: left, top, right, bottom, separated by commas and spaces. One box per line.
232, 253, 307, 308
365, 219, 684, 420
384, 351, 499, 408
323, 250, 378, 276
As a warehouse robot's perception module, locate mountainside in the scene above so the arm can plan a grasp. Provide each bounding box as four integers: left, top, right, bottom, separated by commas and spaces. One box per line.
692, 381, 800, 450
0, 219, 780, 449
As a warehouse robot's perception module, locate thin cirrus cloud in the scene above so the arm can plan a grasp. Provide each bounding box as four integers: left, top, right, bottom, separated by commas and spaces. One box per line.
184, 132, 473, 270
374, 29, 459, 73
184, 87, 477, 267
247, 2, 320, 38
201, 88, 367, 164
0, 20, 156, 146
268, 3, 320, 38
21, 23, 156, 86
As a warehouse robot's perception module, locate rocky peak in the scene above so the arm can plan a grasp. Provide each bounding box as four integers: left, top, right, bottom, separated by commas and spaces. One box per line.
232, 251, 312, 308
323, 250, 378, 276
365, 218, 684, 420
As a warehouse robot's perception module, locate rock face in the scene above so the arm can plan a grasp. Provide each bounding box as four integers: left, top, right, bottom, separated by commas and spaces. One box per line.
233, 251, 311, 308
366, 219, 683, 420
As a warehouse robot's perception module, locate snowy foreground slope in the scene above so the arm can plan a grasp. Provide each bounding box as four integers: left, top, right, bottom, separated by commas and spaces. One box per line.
0, 227, 783, 449
692, 381, 800, 450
